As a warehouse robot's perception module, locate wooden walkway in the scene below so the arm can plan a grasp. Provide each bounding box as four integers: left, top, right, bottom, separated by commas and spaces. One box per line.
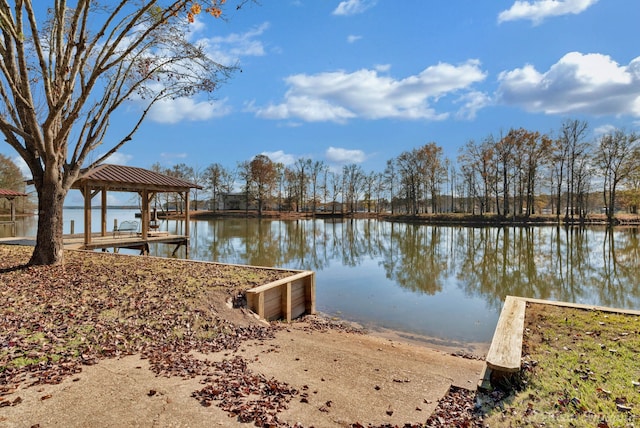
1, 233, 188, 255
63, 232, 188, 255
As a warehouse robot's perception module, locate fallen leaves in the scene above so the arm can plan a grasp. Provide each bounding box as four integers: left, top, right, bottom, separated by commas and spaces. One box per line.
1, 245, 488, 427
0, 246, 291, 400
192, 355, 299, 427
424, 386, 483, 427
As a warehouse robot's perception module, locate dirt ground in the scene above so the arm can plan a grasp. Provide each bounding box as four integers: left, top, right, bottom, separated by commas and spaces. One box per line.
0, 319, 485, 428
0, 244, 487, 427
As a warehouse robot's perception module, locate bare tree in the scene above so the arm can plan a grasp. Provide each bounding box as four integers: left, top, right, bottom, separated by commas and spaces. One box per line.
283, 167, 298, 212
521, 130, 552, 216
363, 171, 377, 213
342, 164, 364, 213
557, 119, 589, 221
204, 162, 231, 211
494, 130, 517, 216
168, 163, 194, 214
457, 138, 495, 216
237, 160, 252, 214
189, 164, 204, 211
248, 154, 277, 216
594, 129, 640, 222
383, 159, 397, 214
295, 158, 312, 212
309, 160, 326, 213
396, 149, 422, 215
328, 171, 342, 214
418, 142, 445, 214
0, 1, 241, 265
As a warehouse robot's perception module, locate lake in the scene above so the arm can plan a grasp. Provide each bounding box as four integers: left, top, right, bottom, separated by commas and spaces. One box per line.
4, 208, 640, 353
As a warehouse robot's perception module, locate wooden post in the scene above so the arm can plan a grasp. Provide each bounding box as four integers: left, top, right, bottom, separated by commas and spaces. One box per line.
101, 188, 107, 236
9, 197, 15, 236
141, 189, 149, 239
257, 292, 265, 319
83, 186, 92, 245
305, 274, 316, 315
70, 220, 75, 235
282, 282, 292, 322
184, 191, 190, 238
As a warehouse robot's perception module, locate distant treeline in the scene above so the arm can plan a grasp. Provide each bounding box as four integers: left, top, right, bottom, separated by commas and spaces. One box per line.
148, 119, 640, 225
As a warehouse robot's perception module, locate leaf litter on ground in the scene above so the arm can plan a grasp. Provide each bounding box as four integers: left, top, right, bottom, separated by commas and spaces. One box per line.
1, 245, 487, 427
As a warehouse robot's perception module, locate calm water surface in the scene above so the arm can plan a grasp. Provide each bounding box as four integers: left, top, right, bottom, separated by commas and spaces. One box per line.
5, 209, 640, 352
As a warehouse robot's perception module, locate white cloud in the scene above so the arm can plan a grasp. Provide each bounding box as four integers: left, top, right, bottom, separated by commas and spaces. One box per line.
101, 152, 132, 165
333, 0, 377, 16
148, 97, 232, 124
254, 60, 487, 123
497, 52, 640, 117
347, 34, 362, 43
455, 91, 491, 120
186, 16, 208, 37
127, 23, 268, 126
261, 150, 297, 165
498, 0, 598, 25
326, 147, 366, 164
200, 22, 270, 64
593, 124, 617, 137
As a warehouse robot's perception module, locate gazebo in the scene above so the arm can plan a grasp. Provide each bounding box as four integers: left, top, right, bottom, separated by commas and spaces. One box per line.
70, 164, 202, 253
0, 188, 27, 236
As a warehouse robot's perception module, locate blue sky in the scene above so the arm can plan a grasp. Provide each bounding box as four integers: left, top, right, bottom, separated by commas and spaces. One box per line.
4, 0, 640, 203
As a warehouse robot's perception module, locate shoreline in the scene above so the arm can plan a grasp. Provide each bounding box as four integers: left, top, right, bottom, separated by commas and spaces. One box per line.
185, 209, 640, 226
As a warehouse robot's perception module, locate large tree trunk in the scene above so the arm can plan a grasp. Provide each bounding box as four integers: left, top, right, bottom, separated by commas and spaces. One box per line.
29, 178, 66, 266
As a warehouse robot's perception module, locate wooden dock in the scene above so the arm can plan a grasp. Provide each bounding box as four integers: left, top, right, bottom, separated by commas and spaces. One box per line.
63, 232, 188, 255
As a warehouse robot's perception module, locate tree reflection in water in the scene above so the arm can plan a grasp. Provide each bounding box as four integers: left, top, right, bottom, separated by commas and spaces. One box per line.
147, 219, 640, 346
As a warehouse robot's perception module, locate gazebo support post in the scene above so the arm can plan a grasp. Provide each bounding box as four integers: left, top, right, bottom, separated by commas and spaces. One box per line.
101, 188, 107, 236
82, 188, 100, 246
9, 197, 16, 236
141, 189, 149, 240
185, 191, 190, 238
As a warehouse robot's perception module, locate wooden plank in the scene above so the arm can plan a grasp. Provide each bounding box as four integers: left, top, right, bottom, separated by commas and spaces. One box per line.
246, 292, 257, 316
264, 287, 282, 320
244, 271, 316, 321
281, 282, 292, 322
257, 292, 265, 320
486, 296, 526, 372
521, 297, 640, 316
305, 273, 316, 315
248, 272, 313, 294
291, 281, 306, 319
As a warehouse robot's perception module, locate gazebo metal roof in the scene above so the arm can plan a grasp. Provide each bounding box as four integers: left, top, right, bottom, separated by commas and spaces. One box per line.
0, 188, 27, 198
71, 164, 202, 193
